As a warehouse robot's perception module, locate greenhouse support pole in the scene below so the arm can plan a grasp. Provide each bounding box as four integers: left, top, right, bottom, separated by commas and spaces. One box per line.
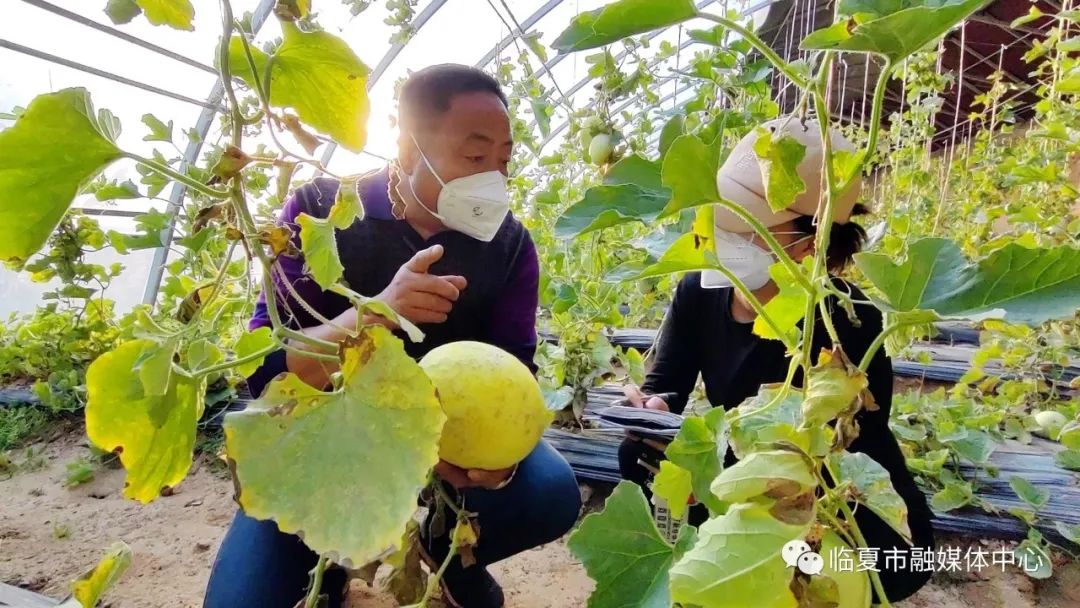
140, 82, 222, 307
140, 0, 278, 307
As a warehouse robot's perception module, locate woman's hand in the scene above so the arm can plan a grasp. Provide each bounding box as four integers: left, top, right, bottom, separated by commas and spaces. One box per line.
434, 459, 515, 490
622, 385, 670, 412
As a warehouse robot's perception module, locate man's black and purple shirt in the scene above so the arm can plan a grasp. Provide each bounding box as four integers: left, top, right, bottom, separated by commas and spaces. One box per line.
246, 168, 540, 395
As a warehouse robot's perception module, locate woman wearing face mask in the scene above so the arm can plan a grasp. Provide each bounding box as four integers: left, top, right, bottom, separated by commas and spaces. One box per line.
204, 64, 581, 608
618, 118, 935, 603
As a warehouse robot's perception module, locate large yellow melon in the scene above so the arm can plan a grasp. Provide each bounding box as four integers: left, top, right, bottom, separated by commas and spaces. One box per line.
420, 341, 553, 470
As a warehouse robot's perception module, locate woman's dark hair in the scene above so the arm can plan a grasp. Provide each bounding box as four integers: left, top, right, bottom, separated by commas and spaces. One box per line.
793, 203, 870, 272
398, 64, 508, 129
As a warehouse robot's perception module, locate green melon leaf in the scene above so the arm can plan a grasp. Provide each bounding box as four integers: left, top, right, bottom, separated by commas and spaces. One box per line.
729, 385, 832, 460
92, 179, 141, 201
86, 340, 206, 503
801, 0, 989, 62
829, 451, 912, 542
1059, 421, 1080, 450
0, 88, 124, 264
652, 461, 694, 520
567, 481, 696, 608
670, 502, 808, 608
67, 541, 132, 608
1009, 475, 1050, 510
1055, 521, 1080, 544
665, 407, 728, 515
329, 176, 363, 230
605, 233, 713, 282
224, 326, 445, 567
658, 115, 685, 159
531, 98, 552, 138
296, 212, 344, 289
134, 0, 194, 30
930, 479, 973, 512
855, 238, 1080, 325
554, 184, 670, 238
524, 31, 549, 62
227, 23, 370, 152
753, 260, 811, 342
623, 346, 646, 386
186, 339, 224, 371
233, 327, 277, 379
803, 348, 869, 428
104, 0, 141, 25
604, 154, 666, 191
141, 113, 174, 142
134, 336, 178, 397
1014, 530, 1053, 579
552, 0, 698, 52
1055, 449, 1080, 471
946, 430, 996, 464
326, 283, 426, 344
107, 208, 170, 254
660, 134, 721, 217
711, 450, 816, 504
752, 129, 806, 212
606, 207, 719, 281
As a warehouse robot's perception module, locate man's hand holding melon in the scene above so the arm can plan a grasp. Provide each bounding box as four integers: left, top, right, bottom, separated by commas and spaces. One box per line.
421, 341, 554, 490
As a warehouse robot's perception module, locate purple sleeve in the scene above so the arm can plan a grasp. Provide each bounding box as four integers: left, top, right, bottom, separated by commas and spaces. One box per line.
488, 232, 540, 373
248, 187, 343, 332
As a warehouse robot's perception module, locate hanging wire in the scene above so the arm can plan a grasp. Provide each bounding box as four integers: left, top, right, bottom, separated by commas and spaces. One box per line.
837, 57, 848, 124
20, 0, 217, 74
492, 0, 575, 113
859, 56, 870, 129
0, 39, 225, 112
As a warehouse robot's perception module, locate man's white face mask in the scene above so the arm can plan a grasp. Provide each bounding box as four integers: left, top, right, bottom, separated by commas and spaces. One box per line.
701, 228, 811, 291
400, 133, 510, 242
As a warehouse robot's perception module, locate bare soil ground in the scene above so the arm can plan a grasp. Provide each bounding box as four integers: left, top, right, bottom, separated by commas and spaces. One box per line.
2, 426, 1079, 608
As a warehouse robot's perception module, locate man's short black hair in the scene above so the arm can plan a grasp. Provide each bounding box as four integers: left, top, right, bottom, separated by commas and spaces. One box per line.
398, 64, 508, 129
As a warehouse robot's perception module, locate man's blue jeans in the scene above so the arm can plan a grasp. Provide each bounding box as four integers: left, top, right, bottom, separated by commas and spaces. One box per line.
203, 441, 581, 607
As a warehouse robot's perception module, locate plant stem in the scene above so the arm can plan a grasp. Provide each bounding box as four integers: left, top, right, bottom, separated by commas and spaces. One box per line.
798, 281, 818, 386
713, 264, 797, 351
841, 61, 895, 193
192, 240, 238, 323
857, 320, 913, 372
417, 516, 463, 608
303, 555, 329, 608
818, 501, 859, 549
218, 0, 243, 149
697, 13, 810, 89
280, 340, 340, 362
124, 153, 229, 199
809, 53, 844, 352
727, 357, 799, 424
272, 262, 350, 331
259, 269, 339, 353
713, 199, 814, 293
431, 475, 474, 520
193, 341, 278, 377
838, 499, 893, 608
816, 461, 894, 607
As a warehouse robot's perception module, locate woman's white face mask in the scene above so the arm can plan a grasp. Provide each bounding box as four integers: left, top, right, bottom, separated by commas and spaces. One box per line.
399, 133, 510, 242
700, 228, 812, 290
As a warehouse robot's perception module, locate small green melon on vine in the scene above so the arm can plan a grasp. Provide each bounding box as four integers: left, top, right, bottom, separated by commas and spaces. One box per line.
1033, 410, 1068, 441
